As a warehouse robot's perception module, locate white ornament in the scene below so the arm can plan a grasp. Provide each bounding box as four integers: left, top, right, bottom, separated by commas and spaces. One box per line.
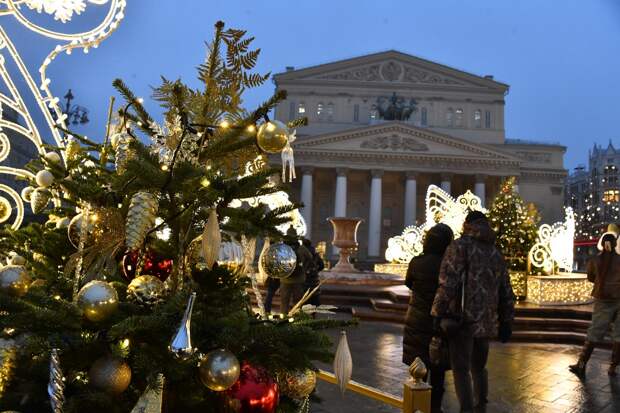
281, 129, 296, 183
45, 152, 62, 164
333, 330, 352, 395
528, 207, 575, 274
36, 170, 55, 187
9, 254, 26, 266
385, 185, 486, 263
21, 186, 35, 202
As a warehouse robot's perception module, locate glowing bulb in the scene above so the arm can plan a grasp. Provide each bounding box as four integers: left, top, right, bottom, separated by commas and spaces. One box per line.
220, 120, 230, 129
200, 177, 210, 187
161, 165, 169, 171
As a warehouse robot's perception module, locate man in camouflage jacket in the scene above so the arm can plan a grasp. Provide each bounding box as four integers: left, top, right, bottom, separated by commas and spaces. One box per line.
432, 211, 515, 413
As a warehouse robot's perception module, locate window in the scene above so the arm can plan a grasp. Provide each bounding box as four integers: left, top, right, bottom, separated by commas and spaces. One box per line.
289, 101, 296, 120
420, 107, 428, 127
485, 110, 492, 128
353, 104, 359, 122
298, 102, 306, 116
446, 108, 454, 127
326, 102, 334, 122
317, 102, 324, 120
474, 109, 482, 128
603, 189, 620, 203
455, 108, 464, 127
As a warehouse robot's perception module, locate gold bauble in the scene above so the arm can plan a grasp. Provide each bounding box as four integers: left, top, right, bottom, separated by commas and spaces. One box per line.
0, 265, 31, 296
188, 237, 244, 273
0, 197, 11, 223
126, 275, 165, 307
280, 369, 317, 399
88, 356, 131, 394
256, 120, 289, 154
199, 349, 240, 391
67, 208, 120, 248
77, 280, 118, 322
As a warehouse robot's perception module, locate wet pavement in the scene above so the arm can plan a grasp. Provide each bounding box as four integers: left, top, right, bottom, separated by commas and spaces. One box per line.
311, 319, 620, 413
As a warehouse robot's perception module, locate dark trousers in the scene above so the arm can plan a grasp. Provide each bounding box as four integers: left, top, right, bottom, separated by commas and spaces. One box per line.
448, 325, 489, 412
279, 283, 304, 314
264, 281, 279, 313
428, 363, 446, 413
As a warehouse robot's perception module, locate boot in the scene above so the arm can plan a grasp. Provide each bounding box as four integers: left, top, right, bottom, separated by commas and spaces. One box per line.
569, 341, 594, 378
608, 342, 620, 376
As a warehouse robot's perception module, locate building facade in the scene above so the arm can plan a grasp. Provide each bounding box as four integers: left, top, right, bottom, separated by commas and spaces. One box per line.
273, 51, 567, 261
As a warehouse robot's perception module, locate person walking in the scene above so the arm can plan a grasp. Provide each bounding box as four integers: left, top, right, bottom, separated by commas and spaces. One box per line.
432, 211, 515, 413
403, 223, 454, 413
303, 238, 324, 306
280, 234, 313, 314
569, 232, 620, 378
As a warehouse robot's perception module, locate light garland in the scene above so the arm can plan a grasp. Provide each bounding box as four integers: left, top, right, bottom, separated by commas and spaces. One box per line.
385, 185, 486, 263
0, 0, 125, 227
528, 207, 575, 274
527, 274, 592, 305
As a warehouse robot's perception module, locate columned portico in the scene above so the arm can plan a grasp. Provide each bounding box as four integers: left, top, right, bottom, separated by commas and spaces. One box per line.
300, 167, 314, 239
441, 173, 453, 195
475, 174, 486, 206
368, 169, 384, 258
404, 171, 418, 227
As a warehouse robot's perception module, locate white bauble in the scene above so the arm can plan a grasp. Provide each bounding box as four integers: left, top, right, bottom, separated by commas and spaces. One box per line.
45, 152, 62, 164
20, 186, 34, 202
35, 170, 54, 187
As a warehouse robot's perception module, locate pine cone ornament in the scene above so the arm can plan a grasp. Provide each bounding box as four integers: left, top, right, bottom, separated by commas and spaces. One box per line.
30, 188, 51, 214
125, 192, 158, 250
112, 132, 136, 174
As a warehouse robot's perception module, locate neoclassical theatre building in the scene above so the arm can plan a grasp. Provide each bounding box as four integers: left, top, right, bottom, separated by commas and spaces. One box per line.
273, 51, 566, 261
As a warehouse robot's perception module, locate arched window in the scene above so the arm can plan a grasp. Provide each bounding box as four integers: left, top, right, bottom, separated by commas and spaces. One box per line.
485, 110, 492, 128
326, 102, 334, 122
446, 108, 454, 127
317, 102, 324, 121
420, 107, 428, 127
455, 108, 464, 127
298, 102, 306, 116
474, 109, 482, 128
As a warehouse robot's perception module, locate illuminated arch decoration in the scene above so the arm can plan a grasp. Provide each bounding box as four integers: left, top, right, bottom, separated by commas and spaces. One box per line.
528, 207, 575, 274
0, 0, 126, 228
385, 185, 486, 264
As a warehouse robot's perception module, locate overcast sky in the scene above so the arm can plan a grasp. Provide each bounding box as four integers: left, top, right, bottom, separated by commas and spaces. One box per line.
4, 0, 620, 170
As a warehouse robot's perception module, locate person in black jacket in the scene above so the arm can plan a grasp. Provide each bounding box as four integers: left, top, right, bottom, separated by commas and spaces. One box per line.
303, 238, 324, 306
403, 223, 454, 413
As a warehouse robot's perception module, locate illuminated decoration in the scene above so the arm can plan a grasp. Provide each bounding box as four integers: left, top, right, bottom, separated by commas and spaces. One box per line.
528, 207, 575, 274
0, 0, 126, 227
509, 271, 527, 300
385, 185, 486, 264
527, 274, 592, 305
228, 156, 306, 236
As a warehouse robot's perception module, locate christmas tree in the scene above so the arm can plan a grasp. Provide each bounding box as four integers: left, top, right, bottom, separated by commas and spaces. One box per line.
488, 177, 540, 272
0, 21, 345, 413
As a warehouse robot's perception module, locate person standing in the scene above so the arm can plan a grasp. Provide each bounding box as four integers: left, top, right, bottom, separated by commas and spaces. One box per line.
303, 238, 324, 306
263, 276, 280, 314
403, 223, 454, 413
569, 232, 620, 377
280, 235, 313, 314
432, 211, 515, 413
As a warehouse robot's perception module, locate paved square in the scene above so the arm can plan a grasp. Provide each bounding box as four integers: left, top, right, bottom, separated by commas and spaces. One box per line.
311, 320, 620, 413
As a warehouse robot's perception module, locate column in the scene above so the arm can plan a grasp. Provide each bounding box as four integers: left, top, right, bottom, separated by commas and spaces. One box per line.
514, 177, 520, 194
333, 168, 348, 255
475, 174, 486, 207
300, 166, 314, 240
440, 173, 452, 195
404, 171, 418, 227
368, 169, 383, 258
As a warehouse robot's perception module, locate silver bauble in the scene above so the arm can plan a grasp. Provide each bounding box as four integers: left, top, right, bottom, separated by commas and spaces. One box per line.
35, 170, 55, 187
77, 280, 118, 322
199, 349, 240, 391
259, 242, 297, 279
0, 265, 31, 296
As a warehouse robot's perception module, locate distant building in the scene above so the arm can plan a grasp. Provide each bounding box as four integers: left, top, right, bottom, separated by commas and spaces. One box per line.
272, 50, 567, 261
566, 142, 620, 241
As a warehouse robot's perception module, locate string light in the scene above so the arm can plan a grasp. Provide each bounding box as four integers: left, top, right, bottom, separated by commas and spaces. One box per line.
527, 274, 592, 305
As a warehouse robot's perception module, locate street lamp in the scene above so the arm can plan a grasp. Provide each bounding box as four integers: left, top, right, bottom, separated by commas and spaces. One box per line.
51, 89, 89, 125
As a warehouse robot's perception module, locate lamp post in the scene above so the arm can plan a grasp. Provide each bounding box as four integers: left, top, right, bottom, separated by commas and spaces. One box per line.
51, 89, 89, 126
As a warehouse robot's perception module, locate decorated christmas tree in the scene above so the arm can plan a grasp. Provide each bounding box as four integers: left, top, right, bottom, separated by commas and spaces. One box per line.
488, 177, 540, 272
0, 22, 346, 413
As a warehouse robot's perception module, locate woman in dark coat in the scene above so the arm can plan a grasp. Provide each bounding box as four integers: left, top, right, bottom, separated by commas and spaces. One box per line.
403, 223, 454, 413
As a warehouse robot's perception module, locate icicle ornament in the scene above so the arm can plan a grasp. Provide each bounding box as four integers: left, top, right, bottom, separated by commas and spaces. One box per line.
169, 292, 197, 359
48, 348, 65, 413
131, 374, 164, 413
202, 209, 221, 270
333, 330, 352, 396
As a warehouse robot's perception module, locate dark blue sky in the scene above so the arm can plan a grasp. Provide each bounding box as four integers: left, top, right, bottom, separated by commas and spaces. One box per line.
5, 0, 620, 170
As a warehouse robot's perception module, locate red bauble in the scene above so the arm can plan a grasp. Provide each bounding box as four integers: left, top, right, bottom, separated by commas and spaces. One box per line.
225, 363, 279, 413
122, 250, 173, 281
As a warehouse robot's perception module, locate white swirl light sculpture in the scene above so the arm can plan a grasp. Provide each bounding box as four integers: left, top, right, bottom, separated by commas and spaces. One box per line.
385, 185, 486, 264
528, 207, 575, 274
0, 0, 126, 228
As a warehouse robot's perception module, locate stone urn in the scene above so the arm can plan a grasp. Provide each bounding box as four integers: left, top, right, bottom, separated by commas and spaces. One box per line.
327, 217, 363, 273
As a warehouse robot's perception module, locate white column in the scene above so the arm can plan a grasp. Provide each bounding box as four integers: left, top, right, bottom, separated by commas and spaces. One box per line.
300, 167, 314, 240
514, 177, 520, 194
334, 168, 348, 217
404, 171, 418, 227
440, 173, 452, 195
368, 169, 383, 258
475, 174, 486, 207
